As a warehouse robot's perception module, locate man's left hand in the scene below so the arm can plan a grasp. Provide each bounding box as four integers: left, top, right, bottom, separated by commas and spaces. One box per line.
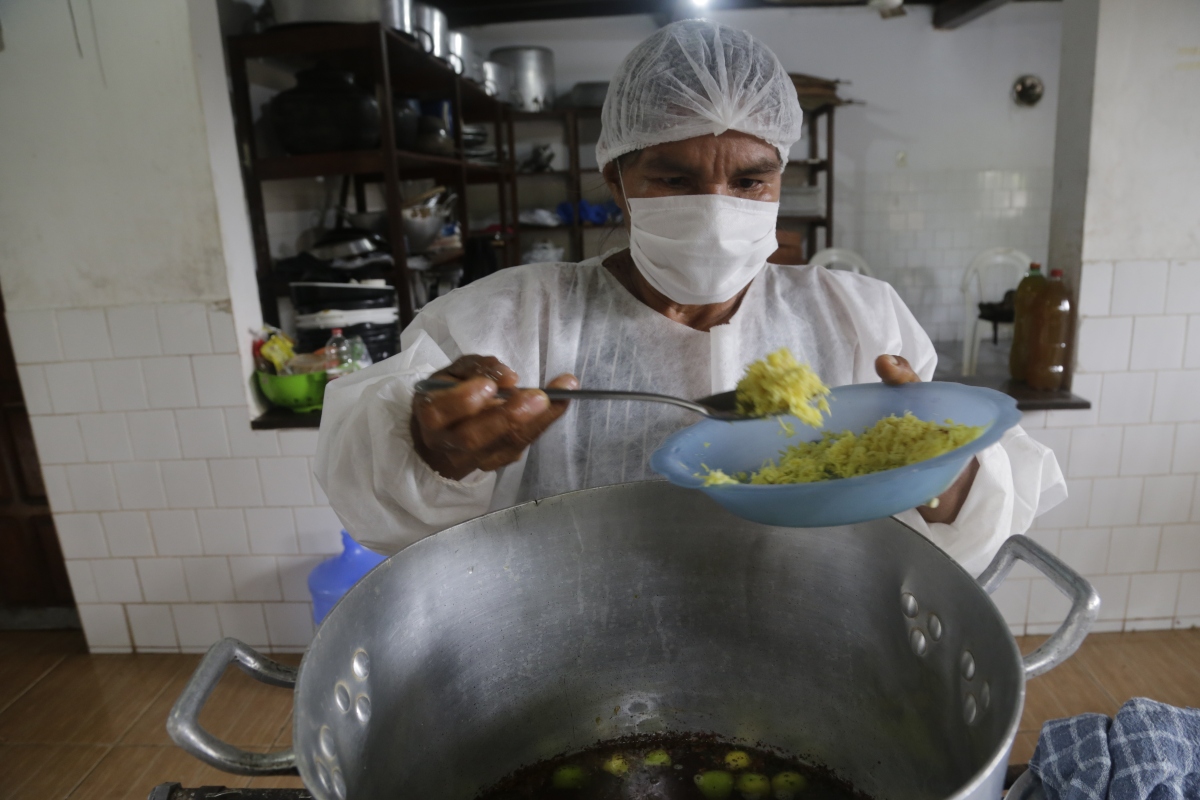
875, 354, 979, 524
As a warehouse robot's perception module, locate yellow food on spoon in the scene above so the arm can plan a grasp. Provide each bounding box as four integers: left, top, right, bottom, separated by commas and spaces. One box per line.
701, 413, 983, 486
735, 348, 830, 428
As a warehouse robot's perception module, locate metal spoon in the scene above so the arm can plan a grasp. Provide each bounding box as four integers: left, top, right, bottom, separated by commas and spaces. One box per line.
414, 379, 746, 421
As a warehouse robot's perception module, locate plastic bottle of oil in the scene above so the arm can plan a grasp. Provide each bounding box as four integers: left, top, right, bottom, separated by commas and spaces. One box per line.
1008, 262, 1045, 382
1026, 269, 1073, 391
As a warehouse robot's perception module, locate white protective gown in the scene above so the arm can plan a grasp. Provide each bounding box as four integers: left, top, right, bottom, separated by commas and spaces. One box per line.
315, 253, 1066, 575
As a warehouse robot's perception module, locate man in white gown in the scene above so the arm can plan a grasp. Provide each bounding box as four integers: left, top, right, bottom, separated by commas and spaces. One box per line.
315, 19, 1065, 575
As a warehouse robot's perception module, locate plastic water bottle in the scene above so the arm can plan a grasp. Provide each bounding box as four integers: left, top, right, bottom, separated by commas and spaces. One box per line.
308, 531, 386, 624
324, 328, 352, 378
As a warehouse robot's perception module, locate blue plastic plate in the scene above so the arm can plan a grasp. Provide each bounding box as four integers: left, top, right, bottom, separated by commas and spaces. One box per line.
650, 381, 1021, 528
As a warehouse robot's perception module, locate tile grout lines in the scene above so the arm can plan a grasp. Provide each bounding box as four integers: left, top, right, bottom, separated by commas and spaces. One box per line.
0, 652, 70, 718
62, 658, 192, 799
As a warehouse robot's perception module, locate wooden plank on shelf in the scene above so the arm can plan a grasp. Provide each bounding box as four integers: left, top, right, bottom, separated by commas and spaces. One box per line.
230, 22, 378, 59
933, 0, 1011, 29
254, 149, 508, 181
944, 375, 1091, 411
251, 407, 322, 430
255, 150, 384, 180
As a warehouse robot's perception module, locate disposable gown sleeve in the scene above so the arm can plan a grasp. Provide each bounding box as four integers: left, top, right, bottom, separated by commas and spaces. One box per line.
855, 279, 1067, 576
313, 328, 503, 554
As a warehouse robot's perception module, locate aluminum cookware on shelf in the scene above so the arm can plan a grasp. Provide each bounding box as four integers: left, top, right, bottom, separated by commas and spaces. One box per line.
411, 3, 448, 62
381, 0, 416, 35
272, 0, 397, 24
489, 46, 555, 111
481, 60, 515, 103
447, 31, 483, 83
168, 481, 1098, 800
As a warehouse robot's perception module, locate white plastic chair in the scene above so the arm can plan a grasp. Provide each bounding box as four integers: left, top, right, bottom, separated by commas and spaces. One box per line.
960, 248, 1031, 376
808, 247, 874, 277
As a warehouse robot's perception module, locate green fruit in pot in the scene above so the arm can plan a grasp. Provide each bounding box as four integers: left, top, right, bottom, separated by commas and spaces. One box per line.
601, 755, 630, 777
693, 770, 735, 799
772, 771, 808, 799
551, 765, 588, 789
724, 751, 752, 771
644, 749, 672, 767
736, 773, 771, 799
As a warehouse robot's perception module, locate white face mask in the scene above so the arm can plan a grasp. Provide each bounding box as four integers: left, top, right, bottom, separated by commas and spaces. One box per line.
623, 193, 780, 305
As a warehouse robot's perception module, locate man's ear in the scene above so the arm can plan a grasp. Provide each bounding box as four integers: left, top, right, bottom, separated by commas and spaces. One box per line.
602, 162, 627, 217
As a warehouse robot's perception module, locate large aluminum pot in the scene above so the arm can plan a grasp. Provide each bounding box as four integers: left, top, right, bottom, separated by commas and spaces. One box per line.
169, 482, 1098, 800
489, 45, 555, 111
272, 0, 392, 24
381, 0, 415, 34
481, 60, 515, 103
411, 3, 448, 62
448, 31, 484, 83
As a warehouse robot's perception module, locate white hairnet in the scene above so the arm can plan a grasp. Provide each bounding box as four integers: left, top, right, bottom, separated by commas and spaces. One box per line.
595, 19, 804, 169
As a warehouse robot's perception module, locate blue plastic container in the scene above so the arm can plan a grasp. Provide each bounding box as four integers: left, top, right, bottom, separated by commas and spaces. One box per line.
650, 381, 1021, 528
308, 531, 387, 624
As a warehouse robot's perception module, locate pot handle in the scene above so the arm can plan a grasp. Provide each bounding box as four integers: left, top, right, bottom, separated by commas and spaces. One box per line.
414, 27, 434, 54
976, 534, 1100, 679
167, 638, 299, 775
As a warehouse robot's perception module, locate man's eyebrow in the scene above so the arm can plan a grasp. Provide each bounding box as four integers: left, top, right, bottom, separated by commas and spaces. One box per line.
640, 154, 702, 176
733, 157, 783, 176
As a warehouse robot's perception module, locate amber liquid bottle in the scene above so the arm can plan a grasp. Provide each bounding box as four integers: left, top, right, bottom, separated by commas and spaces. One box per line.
1009, 262, 1045, 382
1026, 269, 1073, 391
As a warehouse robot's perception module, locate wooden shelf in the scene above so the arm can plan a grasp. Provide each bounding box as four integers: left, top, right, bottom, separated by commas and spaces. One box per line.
251, 407, 322, 430
942, 375, 1092, 412
253, 149, 508, 181
778, 215, 828, 225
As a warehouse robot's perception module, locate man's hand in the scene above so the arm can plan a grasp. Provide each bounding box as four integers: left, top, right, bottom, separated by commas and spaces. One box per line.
874, 354, 977, 524
411, 355, 578, 481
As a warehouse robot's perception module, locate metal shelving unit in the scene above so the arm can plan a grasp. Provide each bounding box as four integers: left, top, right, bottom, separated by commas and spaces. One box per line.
225, 22, 518, 332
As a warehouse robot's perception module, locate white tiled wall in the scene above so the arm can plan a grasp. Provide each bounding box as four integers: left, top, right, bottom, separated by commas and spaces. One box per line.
9, 303, 337, 654
841, 168, 1053, 342
991, 259, 1200, 637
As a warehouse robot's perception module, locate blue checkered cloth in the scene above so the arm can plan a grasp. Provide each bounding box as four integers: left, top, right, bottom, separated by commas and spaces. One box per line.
1029, 698, 1200, 800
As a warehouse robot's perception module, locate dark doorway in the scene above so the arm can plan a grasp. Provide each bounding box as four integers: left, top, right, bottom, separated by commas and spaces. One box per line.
0, 293, 77, 629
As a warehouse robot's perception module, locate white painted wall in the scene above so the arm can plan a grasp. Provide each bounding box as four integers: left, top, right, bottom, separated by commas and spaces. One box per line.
0, 0, 331, 653
468, 4, 1062, 173
466, 3, 1064, 339
1082, 0, 1200, 261
0, 0, 230, 310
1009, 0, 1200, 636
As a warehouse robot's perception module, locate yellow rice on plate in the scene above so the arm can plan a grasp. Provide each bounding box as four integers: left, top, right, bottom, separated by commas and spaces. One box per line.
703, 349, 984, 486
701, 413, 985, 486
734, 348, 830, 427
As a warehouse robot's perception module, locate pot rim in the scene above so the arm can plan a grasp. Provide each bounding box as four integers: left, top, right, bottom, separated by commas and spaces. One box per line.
297, 481, 1032, 800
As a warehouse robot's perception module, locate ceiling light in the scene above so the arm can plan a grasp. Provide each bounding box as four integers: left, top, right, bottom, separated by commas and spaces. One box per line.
692, 0, 710, 7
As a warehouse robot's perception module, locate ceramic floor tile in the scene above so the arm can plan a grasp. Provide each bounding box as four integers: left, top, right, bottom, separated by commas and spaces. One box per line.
1074, 631, 1200, 709
118, 656, 200, 746
244, 712, 305, 788
0, 631, 87, 711
1022, 658, 1118, 731
68, 745, 252, 799
122, 654, 300, 748
0, 653, 182, 745
1158, 628, 1200, 671
0, 743, 109, 800
0, 630, 87, 657
1009, 731, 1039, 766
